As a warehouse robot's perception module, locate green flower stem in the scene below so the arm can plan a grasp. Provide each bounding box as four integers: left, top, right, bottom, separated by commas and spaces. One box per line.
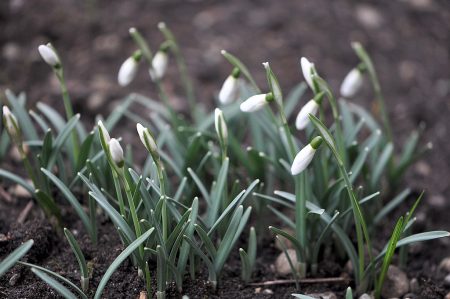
19, 146, 38, 188
55, 68, 79, 159
158, 23, 197, 122
119, 171, 144, 260
156, 161, 168, 241
112, 171, 126, 217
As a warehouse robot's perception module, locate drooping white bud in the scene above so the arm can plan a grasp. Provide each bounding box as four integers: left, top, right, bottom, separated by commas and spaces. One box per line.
295, 100, 319, 130
109, 138, 124, 168
118, 57, 139, 86
214, 108, 228, 145
240, 93, 273, 113
38, 44, 60, 67
149, 51, 168, 81
291, 136, 323, 175
340, 68, 364, 98
97, 120, 110, 143
2, 106, 20, 141
300, 57, 315, 90
218, 75, 239, 104
136, 123, 158, 155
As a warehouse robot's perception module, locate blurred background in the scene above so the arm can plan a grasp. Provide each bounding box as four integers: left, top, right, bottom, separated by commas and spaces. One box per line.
0, 0, 449, 229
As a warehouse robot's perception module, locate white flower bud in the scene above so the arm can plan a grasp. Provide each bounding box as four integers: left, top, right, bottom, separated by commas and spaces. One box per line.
109, 138, 124, 168
2, 106, 20, 140
218, 75, 239, 104
137, 123, 158, 154
149, 51, 168, 81
240, 93, 273, 113
300, 57, 315, 90
295, 99, 319, 130
214, 108, 228, 145
118, 57, 139, 86
291, 136, 323, 175
340, 68, 363, 98
38, 44, 60, 67
97, 120, 110, 143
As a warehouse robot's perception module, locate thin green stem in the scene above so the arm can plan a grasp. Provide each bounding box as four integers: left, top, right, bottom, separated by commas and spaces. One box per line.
112, 171, 126, 217
19, 147, 38, 188
156, 161, 168, 241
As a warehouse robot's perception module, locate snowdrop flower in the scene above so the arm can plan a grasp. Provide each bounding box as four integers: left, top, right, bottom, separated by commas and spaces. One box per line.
118, 51, 141, 86
340, 68, 364, 98
300, 57, 316, 90
291, 136, 323, 175
295, 92, 325, 130
137, 123, 158, 158
97, 120, 110, 144
214, 108, 228, 146
2, 106, 20, 142
38, 44, 60, 67
240, 92, 274, 113
109, 138, 124, 168
218, 68, 240, 104
149, 50, 169, 81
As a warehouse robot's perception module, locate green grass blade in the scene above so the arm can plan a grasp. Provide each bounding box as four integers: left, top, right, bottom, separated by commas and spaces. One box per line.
0, 240, 33, 276
0, 169, 35, 195
63, 228, 88, 281
221, 50, 260, 92
94, 228, 154, 299
31, 268, 78, 299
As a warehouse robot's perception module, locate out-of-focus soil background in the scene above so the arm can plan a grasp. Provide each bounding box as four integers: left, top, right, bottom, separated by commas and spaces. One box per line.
0, 0, 449, 293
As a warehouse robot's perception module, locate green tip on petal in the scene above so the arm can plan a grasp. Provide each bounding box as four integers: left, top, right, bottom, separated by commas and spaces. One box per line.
310, 136, 323, 149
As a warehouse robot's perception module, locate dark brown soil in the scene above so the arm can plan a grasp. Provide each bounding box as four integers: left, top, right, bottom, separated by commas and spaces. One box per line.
1, 0, 449, 298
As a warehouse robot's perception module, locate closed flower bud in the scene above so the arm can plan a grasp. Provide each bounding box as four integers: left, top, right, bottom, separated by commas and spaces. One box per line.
2, 106, 20, 142
149, 51, 168, 81
340, 68, 363, 98
240, 93, 274, 113
295, 92, 324, 130
214, 108, 228, 145
118, 54, 140, 86
218, 68, 240, 104
97, 120, 110, 144
291, 136, 323, 175
109, 138, 124, 168
38, 44, 60, 67
300, 57, 315, 90
137, 123, 158, 156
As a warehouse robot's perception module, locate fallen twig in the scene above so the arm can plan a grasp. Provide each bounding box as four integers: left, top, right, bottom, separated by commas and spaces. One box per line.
17, 201, 34, 223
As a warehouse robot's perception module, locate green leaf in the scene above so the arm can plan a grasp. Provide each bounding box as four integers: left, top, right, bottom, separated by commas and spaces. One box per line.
374, 189, 411, 225
31, 268, 78, 299
187, 167, 210, 205
75, 132, 94, 173
292, 295, 316, 299
309, 114, 343, 166
42, 169, 93, 239
285, 83, 307, 118
34, 189, 61, 221
94, 228, 154, 299
208, 157, 230, 226
0, 240, 33, 276
370, 142, 393, 188
63, 229, 88, 281
264, 62, 283, 105
47, 114, 80, 170
0, 169, 35, 195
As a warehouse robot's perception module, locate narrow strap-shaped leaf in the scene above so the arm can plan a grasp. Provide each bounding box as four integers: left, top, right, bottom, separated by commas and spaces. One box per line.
0, 240, 33, 276
47, 114, 80, 169
187, 167, 210, 205
239, 248, 251, 282
31, 268, 78, 299
309, 114, 343, 165
208, 157, 229, 226
221, 50, 260, 92
63, 229, 88, 280
269, 226, 305, 260
94, 228, 154, 299
374, 189, 411, 225
42, 169, 92, 238
75, 132, 94, 173
183, 235, 217, 287
0, 169, 35, 194
194, 224, 217, 258
285, 83, 307, 118
370, 142, 393, 188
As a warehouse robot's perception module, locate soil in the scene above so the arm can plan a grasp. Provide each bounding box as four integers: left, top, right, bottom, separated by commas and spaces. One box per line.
0, 0, 449, 298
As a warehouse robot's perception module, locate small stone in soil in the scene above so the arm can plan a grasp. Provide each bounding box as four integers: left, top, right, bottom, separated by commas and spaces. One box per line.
381, 265, 409, 298
445, 293, 450, 299
262, 289, 273, 295
307, 292, 337, 299
410, 277, 420, 293
444, 274, 450, 287
439, 257, 450, 273
274, 249, 298, 275
358, 293, 373, 299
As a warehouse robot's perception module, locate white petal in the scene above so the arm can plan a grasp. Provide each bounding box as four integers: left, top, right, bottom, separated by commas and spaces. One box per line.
38, 45, 59, 66
240, 94, 268, 112
300, 57, 314, 90
218, 76, 238, 104
291, 144, 316, 175
137, 123, 157, 153
118, 57, 138, 86
340, 68, 363, 98
150, 51, 168, 80
109, 138, 124, 165
295, 100, 319, 130
2, 106, 18, 136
